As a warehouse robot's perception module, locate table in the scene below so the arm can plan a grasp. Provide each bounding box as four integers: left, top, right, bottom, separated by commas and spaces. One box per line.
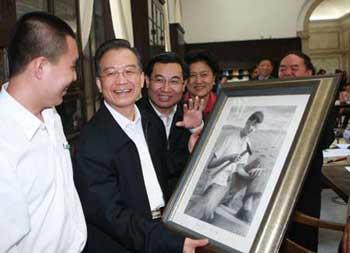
322, 158, 350, 202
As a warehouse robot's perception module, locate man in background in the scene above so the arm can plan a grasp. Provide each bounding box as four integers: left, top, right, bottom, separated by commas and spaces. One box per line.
0, 12, 86, 252
279, 51, 335, 252
255, 58, 275, 80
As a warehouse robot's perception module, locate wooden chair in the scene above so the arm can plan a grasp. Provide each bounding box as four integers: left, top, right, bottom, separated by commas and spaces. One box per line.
280, 211, 345, 253
281, 238, 314, 253
293, 211, 345, 232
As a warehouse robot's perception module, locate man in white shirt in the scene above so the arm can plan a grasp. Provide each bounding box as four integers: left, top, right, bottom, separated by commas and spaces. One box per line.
0, 12, 87, 252
73, 39, 208, 253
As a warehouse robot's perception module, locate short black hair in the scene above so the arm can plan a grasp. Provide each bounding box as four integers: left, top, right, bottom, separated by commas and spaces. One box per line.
257, 58, 274, 66
94, 39, 143, 75
248, 111, 264, 124
185, 49, 219, 75
145, 52, 189, 80
8, 11, 76, 77
281, 51, 315, 75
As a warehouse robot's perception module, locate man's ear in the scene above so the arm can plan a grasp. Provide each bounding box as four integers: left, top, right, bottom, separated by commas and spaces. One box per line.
182, 80, 187, 92
32, 56, 48, 80
145, 76, 150, 88
96, 78, 102, 93
140, 72, 145, 89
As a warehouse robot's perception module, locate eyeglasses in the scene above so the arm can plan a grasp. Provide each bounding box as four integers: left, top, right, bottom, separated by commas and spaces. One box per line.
100, 66, 141, 80
150, 77, 184, 87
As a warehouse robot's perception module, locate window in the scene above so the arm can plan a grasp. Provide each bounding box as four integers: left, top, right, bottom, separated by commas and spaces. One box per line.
148, 0, 165, 56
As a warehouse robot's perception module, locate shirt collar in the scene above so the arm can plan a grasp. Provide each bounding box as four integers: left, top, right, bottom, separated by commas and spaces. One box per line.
104, 100, 141, 130
258, 75, 270, 80
148, 99, 177, 120
0, 82, 55, 141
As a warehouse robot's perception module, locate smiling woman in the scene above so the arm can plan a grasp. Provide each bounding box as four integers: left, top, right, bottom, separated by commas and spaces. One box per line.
184, 49, 219, 120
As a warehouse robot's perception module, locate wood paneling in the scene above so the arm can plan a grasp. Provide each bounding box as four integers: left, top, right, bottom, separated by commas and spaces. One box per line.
102, 0, 114, 41
185, 38, 302, 70
170, 23, 185, 58
0, 0, 16, 47
130, 0, 151, 66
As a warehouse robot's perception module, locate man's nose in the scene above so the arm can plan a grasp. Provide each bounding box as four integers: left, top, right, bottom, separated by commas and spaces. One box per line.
73, 70, 77, 81
115, 72, 128, 83
161, 81, 171, 92
282, 69, 293, 77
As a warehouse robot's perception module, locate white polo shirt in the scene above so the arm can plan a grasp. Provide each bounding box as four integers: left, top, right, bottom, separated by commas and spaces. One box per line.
0, 83, 87, 253
104, 101, 165, 211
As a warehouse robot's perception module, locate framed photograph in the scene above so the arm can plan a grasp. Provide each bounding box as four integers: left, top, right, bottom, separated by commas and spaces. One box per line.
163, 75, 340, 253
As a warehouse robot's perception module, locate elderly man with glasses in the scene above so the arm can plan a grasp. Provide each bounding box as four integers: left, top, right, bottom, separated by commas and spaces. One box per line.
73, 39, 208, 253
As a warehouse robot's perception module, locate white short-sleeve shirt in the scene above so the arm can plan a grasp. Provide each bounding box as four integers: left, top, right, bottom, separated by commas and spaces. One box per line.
0, 83, 87, 253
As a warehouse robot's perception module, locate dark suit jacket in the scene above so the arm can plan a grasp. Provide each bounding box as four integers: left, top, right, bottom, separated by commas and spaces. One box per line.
287, 108, 336, 251
137, 97, 191, 192
73, 103, 184, 253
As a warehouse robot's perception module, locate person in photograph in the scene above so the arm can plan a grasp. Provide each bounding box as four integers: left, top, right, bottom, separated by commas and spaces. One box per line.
222, 156, 264, 223
187, 111, 264, 222
73, 39, 208, 253
0, 12, 87, 252
279, 51, 335, 252
137, 52, 204, 191
184, 49, 219, 121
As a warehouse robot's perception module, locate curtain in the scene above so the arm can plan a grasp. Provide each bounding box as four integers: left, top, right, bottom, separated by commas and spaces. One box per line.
174, 0, 182, 24
79, 0, 94, 50
164, 1, 171, 51
109, 0, 134, 46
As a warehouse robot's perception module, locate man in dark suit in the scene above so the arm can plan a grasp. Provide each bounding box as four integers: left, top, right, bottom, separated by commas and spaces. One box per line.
255, 58, 275, 80
137, 52, 204, 191
73, 39, 208, 253
279, 51, 335, 252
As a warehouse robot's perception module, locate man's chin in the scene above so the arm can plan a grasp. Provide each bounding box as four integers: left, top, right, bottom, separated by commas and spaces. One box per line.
156, 101, 176, 109
53, 98, 64, 107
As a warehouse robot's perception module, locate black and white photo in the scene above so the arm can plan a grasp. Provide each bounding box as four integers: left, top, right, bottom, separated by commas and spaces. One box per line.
163, 76, 340, 253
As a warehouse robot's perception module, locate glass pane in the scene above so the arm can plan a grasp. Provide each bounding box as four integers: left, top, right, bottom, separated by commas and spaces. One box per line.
149, 19, 154, 45
148, 0, 166, 55
16, 0, 48, 18
56, 93, 83, 136
93, 0, 105, 51
54, 0, 77, 33
153, 2, 156, 23
148, 0, 152, 17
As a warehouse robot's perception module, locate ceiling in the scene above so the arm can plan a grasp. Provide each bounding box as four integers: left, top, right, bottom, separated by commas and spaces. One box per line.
310, 0, 350, 20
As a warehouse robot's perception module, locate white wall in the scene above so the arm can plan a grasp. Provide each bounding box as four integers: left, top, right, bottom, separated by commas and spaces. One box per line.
181, 0, 308, 43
